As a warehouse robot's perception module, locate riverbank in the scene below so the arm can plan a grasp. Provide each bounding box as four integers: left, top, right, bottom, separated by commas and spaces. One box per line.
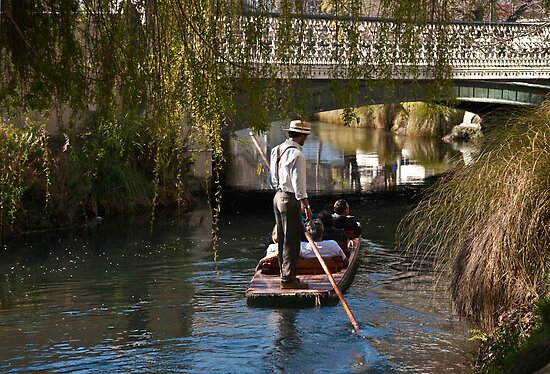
0, 122, 208, 244
474, 297, 550, 373
312, 102, 464, 137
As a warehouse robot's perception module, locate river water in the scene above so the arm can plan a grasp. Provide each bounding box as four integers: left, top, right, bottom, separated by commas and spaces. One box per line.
0, 121, 477, 372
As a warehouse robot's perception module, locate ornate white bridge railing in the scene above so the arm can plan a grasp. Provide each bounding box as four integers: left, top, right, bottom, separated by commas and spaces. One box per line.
223, 14, 550, 80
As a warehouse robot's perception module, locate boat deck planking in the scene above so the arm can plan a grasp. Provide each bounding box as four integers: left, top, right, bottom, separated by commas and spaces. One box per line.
246, 237, 361, 307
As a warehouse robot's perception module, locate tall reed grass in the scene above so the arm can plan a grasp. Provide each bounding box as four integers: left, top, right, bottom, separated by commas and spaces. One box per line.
398, 101, 550, 330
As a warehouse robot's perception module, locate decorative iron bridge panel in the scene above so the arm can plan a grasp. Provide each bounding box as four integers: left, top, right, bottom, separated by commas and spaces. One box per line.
225, 15, 550, 80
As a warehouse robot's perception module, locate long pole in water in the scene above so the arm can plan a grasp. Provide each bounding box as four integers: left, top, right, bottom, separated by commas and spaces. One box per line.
249, 131, 360, 333
249, 131, 270, 170
304, 231, 360, 333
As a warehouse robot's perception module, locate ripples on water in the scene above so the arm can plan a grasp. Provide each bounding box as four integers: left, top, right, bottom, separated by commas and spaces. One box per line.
0, 122, 477, 372
0, 193, 476, 373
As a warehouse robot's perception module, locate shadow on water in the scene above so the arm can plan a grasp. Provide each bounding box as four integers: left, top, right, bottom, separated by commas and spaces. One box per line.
0, 122, 478, 372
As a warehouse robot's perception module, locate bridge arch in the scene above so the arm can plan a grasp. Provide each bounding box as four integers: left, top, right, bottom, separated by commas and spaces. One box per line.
230, 14, 550, 118
305, 79, 550, 116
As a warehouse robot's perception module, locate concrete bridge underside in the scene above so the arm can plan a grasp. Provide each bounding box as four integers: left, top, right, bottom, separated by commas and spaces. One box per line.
305, 79, 550, 116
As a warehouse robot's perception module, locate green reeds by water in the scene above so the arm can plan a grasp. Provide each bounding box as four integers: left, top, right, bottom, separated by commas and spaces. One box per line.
398, 101, 550, 331
0, 121, 49, 241
0, 114, 196, 242
404, 102, 462, 137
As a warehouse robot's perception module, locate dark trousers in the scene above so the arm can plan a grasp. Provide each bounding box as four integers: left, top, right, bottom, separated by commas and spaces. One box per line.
273, 191, 301, 283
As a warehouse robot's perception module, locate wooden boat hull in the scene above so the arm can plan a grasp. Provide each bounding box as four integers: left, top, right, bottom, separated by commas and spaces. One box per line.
246, 238, 361, 307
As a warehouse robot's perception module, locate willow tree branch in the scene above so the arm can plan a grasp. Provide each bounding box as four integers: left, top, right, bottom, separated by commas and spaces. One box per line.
174, 1, 247, 70
506, 1, 533, 22
5, 10, 33, 51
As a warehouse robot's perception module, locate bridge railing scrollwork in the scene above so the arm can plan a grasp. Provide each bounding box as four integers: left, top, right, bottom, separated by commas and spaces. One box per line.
221, 14, 550, 80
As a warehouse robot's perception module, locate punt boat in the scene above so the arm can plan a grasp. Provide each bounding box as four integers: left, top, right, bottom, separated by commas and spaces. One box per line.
245, 236, 362, 307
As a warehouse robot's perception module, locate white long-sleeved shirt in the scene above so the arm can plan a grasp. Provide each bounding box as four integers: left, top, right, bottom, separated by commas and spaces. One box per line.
270, 139, 308, 201
299, 240, 347, 261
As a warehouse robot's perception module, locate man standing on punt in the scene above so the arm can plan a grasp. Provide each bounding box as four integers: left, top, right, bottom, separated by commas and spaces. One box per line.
270, 120, 313, 290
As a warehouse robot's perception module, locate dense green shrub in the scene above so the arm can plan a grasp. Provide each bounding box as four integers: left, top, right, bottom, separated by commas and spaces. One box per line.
0, 119, 49, 241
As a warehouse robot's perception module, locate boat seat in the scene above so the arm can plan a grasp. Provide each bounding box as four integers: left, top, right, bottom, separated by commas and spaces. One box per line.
345, 230, 357, 240
339, 241, 350, 256
260, 256, 345, 275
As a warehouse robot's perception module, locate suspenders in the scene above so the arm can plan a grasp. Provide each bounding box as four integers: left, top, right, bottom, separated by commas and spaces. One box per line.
274, 145, 297, 190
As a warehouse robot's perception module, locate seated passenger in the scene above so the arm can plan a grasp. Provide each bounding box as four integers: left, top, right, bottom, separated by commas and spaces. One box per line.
265, 225, 278, 257
256, 225, 278, 271
332, 199, 361, 239
317, 210, 347, 244
300, 219, 348, 265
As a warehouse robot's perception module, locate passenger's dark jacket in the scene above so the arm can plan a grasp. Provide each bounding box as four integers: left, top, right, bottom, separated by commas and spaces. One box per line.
333, 215, 361, 238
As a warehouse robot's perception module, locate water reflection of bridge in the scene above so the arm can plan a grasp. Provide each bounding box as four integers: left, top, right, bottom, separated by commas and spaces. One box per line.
226, 123, 459, 193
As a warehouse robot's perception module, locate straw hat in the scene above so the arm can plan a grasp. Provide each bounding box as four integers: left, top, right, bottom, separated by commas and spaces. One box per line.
287, 120, 311, 135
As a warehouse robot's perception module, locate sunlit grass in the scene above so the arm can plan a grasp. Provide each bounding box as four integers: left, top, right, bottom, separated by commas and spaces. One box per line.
404, 102, 462, 137
314, 102, 462, 137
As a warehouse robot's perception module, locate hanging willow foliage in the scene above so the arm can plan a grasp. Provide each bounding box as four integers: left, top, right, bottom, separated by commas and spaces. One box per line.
0, 0, 497, 244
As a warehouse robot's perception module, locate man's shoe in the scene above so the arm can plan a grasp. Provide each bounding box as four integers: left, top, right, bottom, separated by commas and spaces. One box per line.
281, 281, 309, 289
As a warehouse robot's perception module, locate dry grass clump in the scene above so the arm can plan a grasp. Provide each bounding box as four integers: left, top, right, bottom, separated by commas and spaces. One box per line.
398, 101, 550, 331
